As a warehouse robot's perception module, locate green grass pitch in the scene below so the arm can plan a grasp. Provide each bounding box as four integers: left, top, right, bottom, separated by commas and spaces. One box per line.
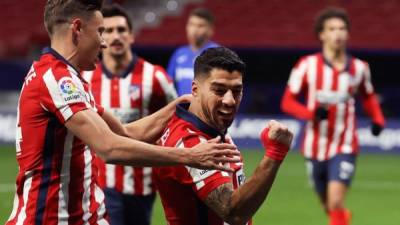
1, 145, 399, 225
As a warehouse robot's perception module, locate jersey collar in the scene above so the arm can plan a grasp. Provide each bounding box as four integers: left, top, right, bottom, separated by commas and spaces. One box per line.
176, 103, 226, 141
321, 52, 352, 72
41, 47, 81, 75
101, 54, 138, 79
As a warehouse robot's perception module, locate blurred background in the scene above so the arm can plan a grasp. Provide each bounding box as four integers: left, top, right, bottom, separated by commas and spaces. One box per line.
0, 0, 399, 224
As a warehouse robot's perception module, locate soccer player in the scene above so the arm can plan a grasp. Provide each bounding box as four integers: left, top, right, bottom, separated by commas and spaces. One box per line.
280, 7, 385, 225
82, 4, 177, 225
6, 1, 240, 224
155, 47, 293, 225
167, 7, 218, 96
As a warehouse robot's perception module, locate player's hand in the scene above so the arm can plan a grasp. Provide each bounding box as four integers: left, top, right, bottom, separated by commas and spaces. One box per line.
260, 120, 293, 162
371, 122, 384, 136
314, 106, 329, 121
187, 136, 240, 172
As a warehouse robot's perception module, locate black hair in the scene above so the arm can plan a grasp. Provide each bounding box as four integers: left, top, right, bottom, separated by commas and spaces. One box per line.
189, 7, 215, 25
314, 7, 350, 35
194, 47, 245, 79
102, 3, 133, 31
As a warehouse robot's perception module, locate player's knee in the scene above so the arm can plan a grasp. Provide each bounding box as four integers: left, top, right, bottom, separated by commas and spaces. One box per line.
327, 199, 345, 210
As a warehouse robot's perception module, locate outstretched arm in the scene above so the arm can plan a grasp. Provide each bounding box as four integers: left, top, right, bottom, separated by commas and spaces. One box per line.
204, 120, 293, 225
66, 109, 240, 171
101, 94, 192, 143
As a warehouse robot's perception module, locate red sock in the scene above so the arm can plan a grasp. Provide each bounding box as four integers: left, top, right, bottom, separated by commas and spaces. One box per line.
329, 209, 348, 225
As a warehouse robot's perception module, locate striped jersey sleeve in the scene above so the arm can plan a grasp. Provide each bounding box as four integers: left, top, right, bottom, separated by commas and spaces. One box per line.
154, 65, 178, 102
174, 134, 231, 201
287, 57, 309, 95
358, 61, 375, 95
40, 65, 90, 124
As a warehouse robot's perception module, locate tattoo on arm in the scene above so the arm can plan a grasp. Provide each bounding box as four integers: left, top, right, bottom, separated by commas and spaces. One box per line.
204, 183, 234, 220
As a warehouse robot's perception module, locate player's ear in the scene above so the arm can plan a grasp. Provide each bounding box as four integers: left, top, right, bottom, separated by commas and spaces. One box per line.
130, 32, 135, 45
318, 30, 325, 42
192, 80, 198, 97
129, 28, 135, 44
208, 24, 215, 37
71, 18, 83, 45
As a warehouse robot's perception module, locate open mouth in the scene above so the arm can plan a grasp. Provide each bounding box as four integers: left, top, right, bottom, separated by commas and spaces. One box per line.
110, 42, 124, 48
217, 110, 234, 118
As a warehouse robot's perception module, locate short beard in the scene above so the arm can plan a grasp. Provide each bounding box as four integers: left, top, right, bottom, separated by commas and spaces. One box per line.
194, 36, 207, 48
200, 101, 228, 133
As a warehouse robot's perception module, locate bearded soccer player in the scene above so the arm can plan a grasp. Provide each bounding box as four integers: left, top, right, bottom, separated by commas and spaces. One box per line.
155, 47, 294, 225
82, 4, 177, 225
281, 7, 385, 225
6, 1, 241, 224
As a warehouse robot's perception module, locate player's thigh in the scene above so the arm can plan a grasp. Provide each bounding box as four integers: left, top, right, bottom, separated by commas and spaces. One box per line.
103, 188, 125, 225
327, 154, 357, 187
305, 158, 328, 196
123, 193, 156, 225
326, 154, 357, 208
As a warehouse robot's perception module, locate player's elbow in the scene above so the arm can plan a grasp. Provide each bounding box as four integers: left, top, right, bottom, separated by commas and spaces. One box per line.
91, 136, 119, 163
93, 143, 113, 163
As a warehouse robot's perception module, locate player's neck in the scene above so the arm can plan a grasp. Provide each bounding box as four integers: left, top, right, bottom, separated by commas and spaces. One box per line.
103, 52, 133, 76
188, 103, 225, 134
51, 38, 80, 71
190, 41, 208, 52
322, 47, 347, 70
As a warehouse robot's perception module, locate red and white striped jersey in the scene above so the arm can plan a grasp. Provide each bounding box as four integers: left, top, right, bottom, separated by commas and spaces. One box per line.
282, 53, 384, 161
82, 56, 177, 195
154, 103, 251, 225
7, 47, 108, 225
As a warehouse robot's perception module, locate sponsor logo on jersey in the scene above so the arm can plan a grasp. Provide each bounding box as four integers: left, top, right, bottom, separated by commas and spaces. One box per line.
316, 90, 351, 105
58, 77, 85, 104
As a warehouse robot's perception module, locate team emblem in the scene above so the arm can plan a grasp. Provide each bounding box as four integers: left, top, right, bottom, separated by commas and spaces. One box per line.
129, 85, 141, 101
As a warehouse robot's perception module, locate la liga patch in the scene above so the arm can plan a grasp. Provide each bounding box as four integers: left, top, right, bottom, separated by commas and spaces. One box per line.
58, 77, 85, 104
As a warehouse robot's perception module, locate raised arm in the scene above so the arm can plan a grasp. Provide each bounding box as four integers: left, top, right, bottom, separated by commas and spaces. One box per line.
66, 108, 240, 171
204, 120, 293, 225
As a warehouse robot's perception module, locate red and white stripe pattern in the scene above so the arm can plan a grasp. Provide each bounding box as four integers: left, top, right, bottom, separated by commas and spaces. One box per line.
83, 58, 177, 195
288, 53, 375, 161
7, 51, 107, 225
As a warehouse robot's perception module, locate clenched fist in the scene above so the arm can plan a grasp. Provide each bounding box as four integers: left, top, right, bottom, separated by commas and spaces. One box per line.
260, 120, 294, 161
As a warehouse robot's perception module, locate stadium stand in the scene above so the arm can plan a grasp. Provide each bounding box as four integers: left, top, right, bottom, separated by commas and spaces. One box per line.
137, 0, 400, 49
1, 0, 399, 58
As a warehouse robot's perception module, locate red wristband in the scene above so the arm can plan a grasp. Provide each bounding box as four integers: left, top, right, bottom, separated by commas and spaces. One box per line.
260, 128, 289, 161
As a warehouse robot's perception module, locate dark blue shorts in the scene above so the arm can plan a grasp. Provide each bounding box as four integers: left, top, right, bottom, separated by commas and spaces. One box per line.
305, 154, 357, 194
103, 188, 156, 225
